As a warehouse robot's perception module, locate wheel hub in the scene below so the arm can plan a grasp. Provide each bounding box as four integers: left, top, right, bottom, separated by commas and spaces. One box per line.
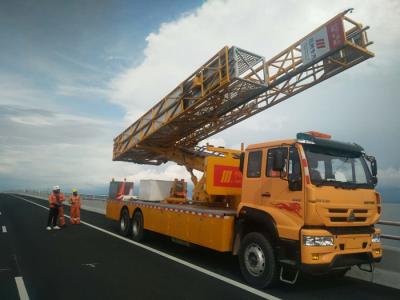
244, 243, 266, 277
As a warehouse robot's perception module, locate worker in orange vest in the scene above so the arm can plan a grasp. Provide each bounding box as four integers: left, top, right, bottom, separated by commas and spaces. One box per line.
69, 188, 81, 224
47, 185, 64, 230
57, 187, 66, 227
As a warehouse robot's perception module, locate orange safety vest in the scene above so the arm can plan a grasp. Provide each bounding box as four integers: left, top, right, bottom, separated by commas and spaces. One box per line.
70, 195, 81, 207
48, 193, 65, 208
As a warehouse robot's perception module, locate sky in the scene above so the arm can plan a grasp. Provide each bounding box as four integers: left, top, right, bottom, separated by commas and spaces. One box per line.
0, 0, 399, 196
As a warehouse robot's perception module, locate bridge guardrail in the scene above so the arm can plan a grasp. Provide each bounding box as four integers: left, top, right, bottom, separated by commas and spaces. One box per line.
15, 190, 108, 201
378, 220, 400, 241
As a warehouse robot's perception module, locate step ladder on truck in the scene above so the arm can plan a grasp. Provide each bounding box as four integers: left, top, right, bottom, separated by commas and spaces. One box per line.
106, 9, 382, 288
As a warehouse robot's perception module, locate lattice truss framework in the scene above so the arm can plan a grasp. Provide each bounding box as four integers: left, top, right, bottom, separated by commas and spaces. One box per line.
113, 10, 374, 169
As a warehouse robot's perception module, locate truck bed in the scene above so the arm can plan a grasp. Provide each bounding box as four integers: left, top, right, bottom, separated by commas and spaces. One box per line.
106, 199, 237, 252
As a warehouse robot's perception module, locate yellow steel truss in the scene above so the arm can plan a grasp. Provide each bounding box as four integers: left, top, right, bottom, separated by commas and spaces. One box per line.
113, 9, 374, 172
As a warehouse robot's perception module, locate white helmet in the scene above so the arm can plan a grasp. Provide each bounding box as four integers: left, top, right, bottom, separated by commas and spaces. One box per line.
52, 185, 60, 191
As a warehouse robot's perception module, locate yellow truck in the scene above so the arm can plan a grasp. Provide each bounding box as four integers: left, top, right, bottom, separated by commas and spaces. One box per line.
106, 10, 381, 287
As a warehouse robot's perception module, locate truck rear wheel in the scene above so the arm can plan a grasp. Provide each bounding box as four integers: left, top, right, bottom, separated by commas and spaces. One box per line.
131, 210, 144, 242
239, 232, 279, 288
119, 208, 131, 237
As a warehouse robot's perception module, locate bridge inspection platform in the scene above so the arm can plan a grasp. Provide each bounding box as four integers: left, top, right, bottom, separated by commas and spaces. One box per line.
0, 193, 399, 300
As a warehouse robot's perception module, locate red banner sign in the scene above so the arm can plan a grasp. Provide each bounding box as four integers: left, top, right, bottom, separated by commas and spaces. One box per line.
213, 165, 242, 188
326, 17, 345, 50
301, 17, 345, 65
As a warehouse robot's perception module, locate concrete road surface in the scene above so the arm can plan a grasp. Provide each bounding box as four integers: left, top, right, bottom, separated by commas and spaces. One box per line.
0, 193, 399, 300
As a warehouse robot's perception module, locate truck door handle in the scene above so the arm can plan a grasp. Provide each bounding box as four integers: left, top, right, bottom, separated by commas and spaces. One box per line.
261, 192, 271, 197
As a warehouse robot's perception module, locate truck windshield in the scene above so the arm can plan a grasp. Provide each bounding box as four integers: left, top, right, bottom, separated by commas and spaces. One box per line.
303, 145, 374, 189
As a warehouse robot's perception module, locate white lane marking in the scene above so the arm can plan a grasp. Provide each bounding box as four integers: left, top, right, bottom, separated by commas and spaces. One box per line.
0, 211, 2, 215
12, 194, 281, 300
2, 225, 6, 233
15, 276, 30, 300
82, 263, 98, 268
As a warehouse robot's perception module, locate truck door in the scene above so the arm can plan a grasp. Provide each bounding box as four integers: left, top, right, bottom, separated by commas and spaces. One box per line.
261, 146, 304, 240
241, 149, 265, 205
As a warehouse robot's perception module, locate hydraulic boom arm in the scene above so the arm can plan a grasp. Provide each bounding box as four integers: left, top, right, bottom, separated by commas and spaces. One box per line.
113, 9, 374, 170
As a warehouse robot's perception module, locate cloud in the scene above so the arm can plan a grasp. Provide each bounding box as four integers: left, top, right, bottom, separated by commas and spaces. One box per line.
56, 84, 109, 98
2, 0, 400, 193
0, 73, 55, 108
378, 168, 400, 188
107, 0, 400, 189
0, 105, 54, 126
0, 143, 111, 187
0, 71, 118, 192
0, 105, 129, 192
109, 0, 400, 118
0, 105, 115, 145
54, 51, 114, 76
10, 116, 52, 126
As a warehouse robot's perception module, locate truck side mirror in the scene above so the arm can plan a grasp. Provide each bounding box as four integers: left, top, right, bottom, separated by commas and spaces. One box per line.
365, 155, 378, 185
288, 146, 302, 191
370, 157, 377, 177
239, 152, 245, 173
371, 157, 378, 184
273, 150, 285, 171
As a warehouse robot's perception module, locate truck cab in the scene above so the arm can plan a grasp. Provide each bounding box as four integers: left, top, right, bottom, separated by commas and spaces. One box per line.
237, 132, 382, 287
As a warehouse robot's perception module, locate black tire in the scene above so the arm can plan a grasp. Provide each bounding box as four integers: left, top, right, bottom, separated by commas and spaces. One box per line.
119, 208, 131, 236
131, 210, 145, 242
239, 232, 279, 288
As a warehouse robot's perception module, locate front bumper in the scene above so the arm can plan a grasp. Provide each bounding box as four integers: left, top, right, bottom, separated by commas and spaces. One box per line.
301, 252, 381, 273
300, 228, 382, 273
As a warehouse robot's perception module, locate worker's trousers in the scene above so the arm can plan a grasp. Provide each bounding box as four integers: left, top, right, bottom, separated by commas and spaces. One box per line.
70, 205, 80, 224
47, 206, 59, 227
58, 206, 65, 226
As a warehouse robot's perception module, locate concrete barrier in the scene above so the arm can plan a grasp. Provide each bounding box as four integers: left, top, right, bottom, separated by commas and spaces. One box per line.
79, 199, 106, 214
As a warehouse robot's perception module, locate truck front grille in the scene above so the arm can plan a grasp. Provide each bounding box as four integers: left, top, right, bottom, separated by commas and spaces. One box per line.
327, 208, 369, 223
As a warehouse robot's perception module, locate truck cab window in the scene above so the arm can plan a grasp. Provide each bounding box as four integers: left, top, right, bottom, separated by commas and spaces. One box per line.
266, 147, 288, 177
308, 154, 325, 181
303, 144, 373, 188
247, 151, 262, 178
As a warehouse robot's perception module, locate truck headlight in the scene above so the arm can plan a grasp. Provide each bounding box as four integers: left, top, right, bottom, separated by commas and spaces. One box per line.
303, 235, 334, 246
372, 233, 381, 243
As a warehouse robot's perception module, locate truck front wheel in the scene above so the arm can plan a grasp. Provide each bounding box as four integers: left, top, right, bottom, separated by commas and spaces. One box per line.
119, 208, 131, 236
239, 232, 279, 288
